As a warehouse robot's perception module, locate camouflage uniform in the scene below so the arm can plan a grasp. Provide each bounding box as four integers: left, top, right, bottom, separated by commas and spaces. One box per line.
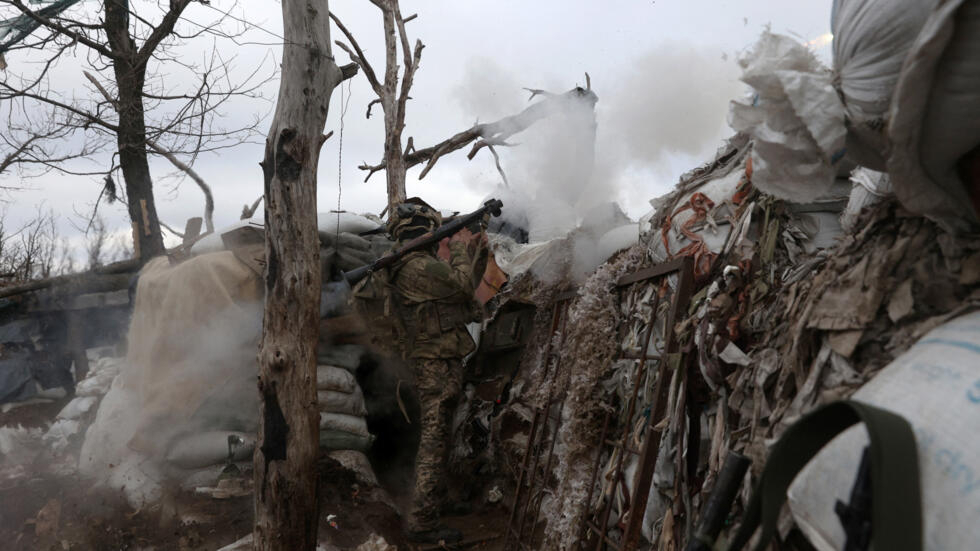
393, 237, 481, 531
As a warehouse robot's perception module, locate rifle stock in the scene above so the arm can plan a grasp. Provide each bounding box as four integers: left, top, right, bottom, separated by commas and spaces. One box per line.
343, 198, 503, 285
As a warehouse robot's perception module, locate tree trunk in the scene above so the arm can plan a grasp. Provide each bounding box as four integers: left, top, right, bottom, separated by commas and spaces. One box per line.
384, 115, 407, 213
104, 0, 165, 262
253, 0, 342, 549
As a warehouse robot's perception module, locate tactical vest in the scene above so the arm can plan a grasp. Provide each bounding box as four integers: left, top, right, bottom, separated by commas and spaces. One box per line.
350, 266, 407, 358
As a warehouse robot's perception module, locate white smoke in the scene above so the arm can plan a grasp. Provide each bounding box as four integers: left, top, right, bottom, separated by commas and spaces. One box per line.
457, 44, 741, 281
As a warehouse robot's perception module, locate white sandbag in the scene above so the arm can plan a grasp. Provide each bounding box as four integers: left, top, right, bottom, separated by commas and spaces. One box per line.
188, 221, 257, 256
42, 419, 80, 453
57, 396, 98, 420
841, 168, 892, 232
831, 0, 938, 169
729, 31, 846, 203
317, 365, 357, 393
788, 310, 980, 551
597, 224, 639, 261
318, 388, 367, 417
75, 370, 115, 397
888, 0, 980, 232
319, 411, 370, 437
317, 211, 381, 236
165, 431, 255, 470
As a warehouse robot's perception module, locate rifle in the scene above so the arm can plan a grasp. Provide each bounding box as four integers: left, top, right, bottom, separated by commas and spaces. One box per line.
343, 198, 504, 285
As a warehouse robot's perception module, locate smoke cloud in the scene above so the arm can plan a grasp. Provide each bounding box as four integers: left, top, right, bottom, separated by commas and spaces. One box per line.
455, 44, 741, 280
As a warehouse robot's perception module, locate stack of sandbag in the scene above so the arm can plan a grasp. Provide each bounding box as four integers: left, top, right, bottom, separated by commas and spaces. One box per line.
317, 344, 374, 452
318, 231, 382, 274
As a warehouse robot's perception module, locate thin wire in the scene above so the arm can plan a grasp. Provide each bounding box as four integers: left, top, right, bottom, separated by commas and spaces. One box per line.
335, 77, 352, 239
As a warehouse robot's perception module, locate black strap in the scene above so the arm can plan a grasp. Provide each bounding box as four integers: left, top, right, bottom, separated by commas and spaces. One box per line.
726, 400, 921, 551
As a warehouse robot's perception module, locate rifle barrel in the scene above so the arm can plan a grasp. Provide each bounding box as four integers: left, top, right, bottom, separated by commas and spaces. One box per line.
342, 198, 503, 285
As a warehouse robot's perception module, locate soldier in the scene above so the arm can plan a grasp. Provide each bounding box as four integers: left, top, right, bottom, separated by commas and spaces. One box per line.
386, 198, 484, 544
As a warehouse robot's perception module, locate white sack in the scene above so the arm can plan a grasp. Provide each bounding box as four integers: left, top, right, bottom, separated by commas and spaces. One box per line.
729, 32, 845, 203
165, 431, 254, 470
888, 0, 980, 232
317, 365, 357, 394
319, 412, 370, 437
317, 211, 381, 236
841, 168, 892, 232
788, 310, 980, 551
831, 0, 938, 168
317, 388, 367, 417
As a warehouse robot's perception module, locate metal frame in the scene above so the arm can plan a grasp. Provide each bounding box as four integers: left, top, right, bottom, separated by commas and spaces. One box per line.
504, 292, 576, 550
580, 256, 694, 551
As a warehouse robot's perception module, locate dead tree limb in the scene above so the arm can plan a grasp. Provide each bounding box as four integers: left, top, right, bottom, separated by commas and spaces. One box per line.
332, 0, 421, 212
357, 85, 598, 182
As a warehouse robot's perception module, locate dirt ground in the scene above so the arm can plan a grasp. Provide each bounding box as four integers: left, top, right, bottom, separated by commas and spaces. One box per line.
0, 400, 507, 551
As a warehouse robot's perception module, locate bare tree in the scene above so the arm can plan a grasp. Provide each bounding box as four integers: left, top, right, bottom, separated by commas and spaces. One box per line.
253, 0, 355, 549
0, 205, 60, 282
330, 0, 421, 213
0, 0, 272, 261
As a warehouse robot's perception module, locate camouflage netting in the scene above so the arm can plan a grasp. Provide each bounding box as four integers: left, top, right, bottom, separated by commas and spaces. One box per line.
480, 131, 979, 549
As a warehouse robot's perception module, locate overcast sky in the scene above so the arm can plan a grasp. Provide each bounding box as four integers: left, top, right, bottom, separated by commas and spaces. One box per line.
0, 0, 832, 256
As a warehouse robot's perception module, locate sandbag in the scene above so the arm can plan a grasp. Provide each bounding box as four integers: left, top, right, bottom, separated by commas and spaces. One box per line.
165, 431, 255, 470
841, 168, 892, 232
317, 388, 367, 417
318, 231, 372, 252
320, 429, 374, 452
317, 344, 364, 371
788, 310, 980, 551
888, 0, 980, 232
319, 411, 371, 437
729, 31, 846, 203
831, 0, 938, 169
317, 211, 381, 236
316, 365, 357, 393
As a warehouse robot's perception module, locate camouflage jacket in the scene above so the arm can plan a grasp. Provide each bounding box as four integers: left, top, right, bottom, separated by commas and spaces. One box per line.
392, 240, 481, 360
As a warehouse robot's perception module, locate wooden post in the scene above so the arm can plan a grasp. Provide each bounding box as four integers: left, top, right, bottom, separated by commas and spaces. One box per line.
253, 1, 343, 549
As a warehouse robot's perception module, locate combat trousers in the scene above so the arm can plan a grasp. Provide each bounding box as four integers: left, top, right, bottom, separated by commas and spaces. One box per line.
407, 357, 462, 531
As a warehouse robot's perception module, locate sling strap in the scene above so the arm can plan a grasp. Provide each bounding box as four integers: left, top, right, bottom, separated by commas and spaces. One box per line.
726, 400, 921, 551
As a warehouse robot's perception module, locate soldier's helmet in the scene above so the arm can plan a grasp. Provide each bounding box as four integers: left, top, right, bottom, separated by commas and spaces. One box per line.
387, 197, 442, 239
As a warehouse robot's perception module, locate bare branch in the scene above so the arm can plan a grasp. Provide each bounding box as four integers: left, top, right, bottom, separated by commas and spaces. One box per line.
487, 144, 510, 188
241, 195, 264, 220
329, 12, 382, 94
360, 85, 598, 181
145, 141, 214, 233
135, 0, 194, 68
366, 98, 381, 119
